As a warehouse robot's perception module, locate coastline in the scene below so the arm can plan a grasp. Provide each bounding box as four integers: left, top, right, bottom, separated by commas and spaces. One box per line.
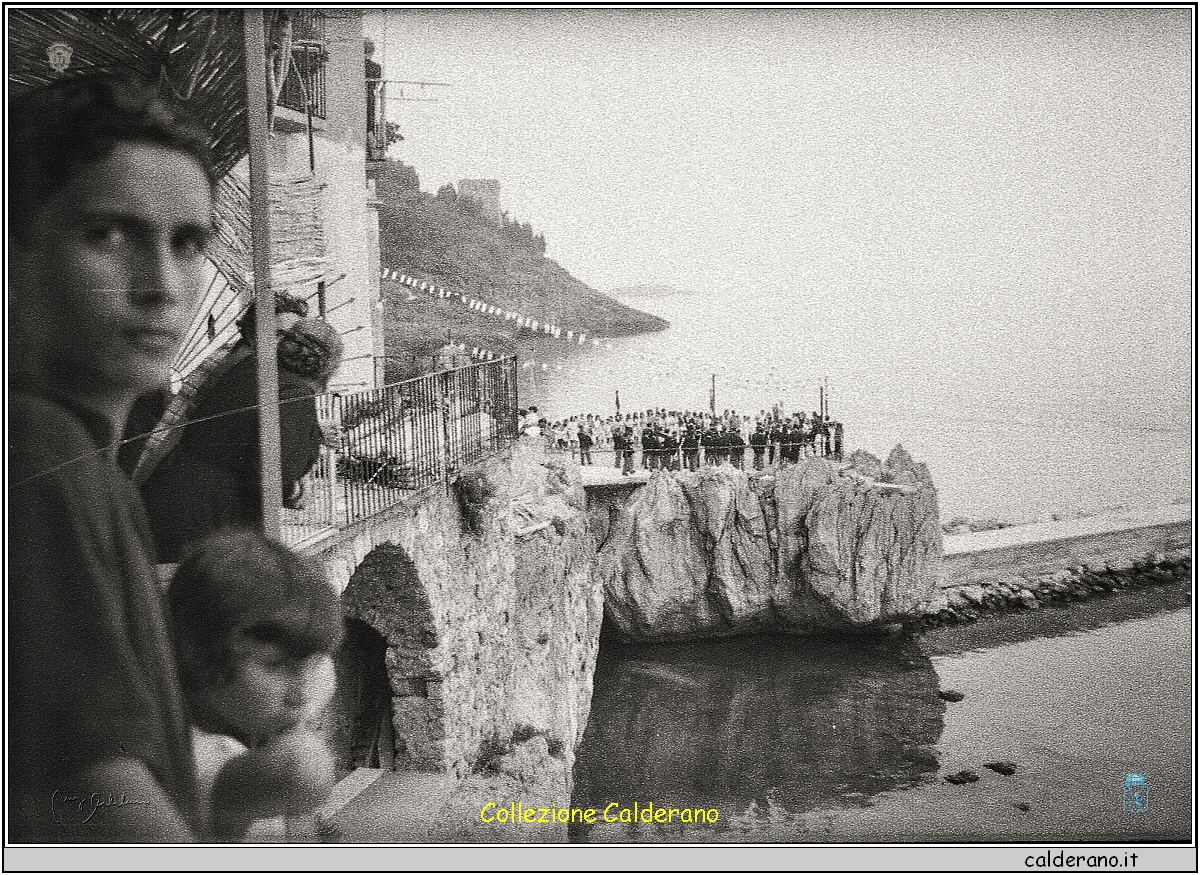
942, 497, 1192, 535
920, 502, 1191, 629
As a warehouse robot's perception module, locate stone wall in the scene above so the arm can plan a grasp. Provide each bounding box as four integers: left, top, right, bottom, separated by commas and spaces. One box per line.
305, 440, 602, 788
920, 505, 1192, 622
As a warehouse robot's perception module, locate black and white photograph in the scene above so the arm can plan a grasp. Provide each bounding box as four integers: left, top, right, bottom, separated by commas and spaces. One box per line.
5, 5, 1194, 868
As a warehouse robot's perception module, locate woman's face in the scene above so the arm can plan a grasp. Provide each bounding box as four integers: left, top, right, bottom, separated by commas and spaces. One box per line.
11, 142, 212, 407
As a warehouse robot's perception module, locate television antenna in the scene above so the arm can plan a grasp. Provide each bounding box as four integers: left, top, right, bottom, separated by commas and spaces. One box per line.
377, 13, 451, 103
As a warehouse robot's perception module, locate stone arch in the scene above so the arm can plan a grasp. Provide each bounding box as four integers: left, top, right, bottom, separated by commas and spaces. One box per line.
340, 542, 446, 771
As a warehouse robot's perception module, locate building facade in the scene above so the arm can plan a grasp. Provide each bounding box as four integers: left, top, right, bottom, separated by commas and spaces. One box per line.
182, 9, 386, 393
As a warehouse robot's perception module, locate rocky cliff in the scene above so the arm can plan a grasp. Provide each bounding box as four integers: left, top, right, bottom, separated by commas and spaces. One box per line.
592, 447, 942, 642
376, 178, 669, 381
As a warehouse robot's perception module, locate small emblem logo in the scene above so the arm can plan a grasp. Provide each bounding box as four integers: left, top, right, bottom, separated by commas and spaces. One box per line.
46, 42, 73, 72
1122, 773, 1149, 813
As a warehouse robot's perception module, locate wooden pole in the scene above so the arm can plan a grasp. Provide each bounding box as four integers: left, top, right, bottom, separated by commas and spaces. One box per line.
244, 10, 283, 539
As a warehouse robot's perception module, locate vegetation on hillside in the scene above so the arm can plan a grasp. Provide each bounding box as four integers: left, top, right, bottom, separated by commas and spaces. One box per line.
374, 169, 668, 381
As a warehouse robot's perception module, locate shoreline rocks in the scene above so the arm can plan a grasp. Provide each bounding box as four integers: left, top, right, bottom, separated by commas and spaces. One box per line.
943, 516, 1014, 535
913, 549, 1191, 630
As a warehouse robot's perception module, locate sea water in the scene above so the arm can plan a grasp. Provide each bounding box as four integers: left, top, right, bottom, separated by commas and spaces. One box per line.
518, 287, 1191, 522
571, 586, 1192, 843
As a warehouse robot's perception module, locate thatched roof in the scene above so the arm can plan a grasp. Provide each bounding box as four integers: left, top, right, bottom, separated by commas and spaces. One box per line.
8, 8, 250, 178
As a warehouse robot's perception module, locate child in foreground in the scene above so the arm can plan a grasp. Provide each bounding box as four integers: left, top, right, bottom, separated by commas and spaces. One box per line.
169, 530, 344, 841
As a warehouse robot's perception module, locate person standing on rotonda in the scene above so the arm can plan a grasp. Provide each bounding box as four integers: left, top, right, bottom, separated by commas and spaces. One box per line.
8, 75, 215, 841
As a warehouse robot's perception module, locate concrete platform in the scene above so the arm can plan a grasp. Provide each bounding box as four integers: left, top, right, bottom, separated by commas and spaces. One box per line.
942, 503, 1192, 591
324, 770, 462, 843
943, 503, 1191, 556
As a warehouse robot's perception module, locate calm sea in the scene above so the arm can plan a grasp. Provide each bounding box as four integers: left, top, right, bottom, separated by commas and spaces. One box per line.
571, 587, 1192, 842
516, 288, 1191, 523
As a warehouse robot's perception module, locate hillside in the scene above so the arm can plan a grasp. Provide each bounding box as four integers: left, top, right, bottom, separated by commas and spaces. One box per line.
374, 164, 668, 381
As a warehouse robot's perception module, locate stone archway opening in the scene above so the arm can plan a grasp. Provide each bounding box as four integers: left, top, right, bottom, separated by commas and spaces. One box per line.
338, 542, 446, 772
331, 617, 396, 771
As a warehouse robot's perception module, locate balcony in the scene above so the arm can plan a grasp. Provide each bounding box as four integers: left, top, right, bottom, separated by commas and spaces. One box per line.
366, 78, 387, 163
277, 10, 327, 119
279, 356, 520, 548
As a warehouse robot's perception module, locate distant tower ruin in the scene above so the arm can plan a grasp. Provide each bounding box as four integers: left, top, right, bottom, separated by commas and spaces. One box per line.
457, 178, 502, 225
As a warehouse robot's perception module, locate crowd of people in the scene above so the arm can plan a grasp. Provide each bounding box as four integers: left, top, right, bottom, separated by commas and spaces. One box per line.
520, 406, 844, 474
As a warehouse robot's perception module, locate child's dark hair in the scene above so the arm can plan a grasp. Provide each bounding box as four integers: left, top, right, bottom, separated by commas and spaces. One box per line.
169, 530, 344, 688
9, 74, 216, 244
236, 294, 311, 346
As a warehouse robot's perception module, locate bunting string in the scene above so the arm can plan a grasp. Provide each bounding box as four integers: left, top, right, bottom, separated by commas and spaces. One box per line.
379, 266, 615, 353
378, 264, 833, 412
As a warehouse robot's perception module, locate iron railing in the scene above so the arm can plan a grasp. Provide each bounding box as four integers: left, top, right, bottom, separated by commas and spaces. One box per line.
279, 356, 519, 545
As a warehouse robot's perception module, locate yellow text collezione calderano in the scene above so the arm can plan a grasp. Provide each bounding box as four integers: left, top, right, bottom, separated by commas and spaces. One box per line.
480, 801, 720, 825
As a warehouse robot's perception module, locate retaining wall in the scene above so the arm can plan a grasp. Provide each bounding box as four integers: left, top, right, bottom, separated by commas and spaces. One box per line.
302, 442, 601, 779
941, 505, 1192, 592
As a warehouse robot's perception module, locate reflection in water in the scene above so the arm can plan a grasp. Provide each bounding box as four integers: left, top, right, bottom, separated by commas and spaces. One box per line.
571, 633, 945, 841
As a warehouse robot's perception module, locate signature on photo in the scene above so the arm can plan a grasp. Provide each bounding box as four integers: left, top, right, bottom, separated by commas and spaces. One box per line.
50, 790, 150, 825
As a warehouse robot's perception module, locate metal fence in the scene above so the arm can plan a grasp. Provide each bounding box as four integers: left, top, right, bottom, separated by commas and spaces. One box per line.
280, 356, 519, 546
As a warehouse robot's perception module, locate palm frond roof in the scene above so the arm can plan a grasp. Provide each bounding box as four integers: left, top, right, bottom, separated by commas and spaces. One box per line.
8, 8, 250, 178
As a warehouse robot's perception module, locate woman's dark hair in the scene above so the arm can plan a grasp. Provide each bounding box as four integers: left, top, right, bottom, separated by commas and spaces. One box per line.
169, 530, 344, 689
8, 74, 217, 241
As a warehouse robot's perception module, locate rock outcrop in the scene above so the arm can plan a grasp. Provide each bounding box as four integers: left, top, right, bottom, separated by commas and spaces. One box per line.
593, 446, 942, 642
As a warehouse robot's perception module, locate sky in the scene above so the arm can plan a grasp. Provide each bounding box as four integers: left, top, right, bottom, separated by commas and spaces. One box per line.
365, 8, 1193, 416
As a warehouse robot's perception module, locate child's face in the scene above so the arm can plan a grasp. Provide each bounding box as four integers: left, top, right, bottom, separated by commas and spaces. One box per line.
208, 632, 337, 741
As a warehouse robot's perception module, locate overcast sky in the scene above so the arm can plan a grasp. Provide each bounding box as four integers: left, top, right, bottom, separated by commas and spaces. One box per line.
366, 8, 1191, 411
